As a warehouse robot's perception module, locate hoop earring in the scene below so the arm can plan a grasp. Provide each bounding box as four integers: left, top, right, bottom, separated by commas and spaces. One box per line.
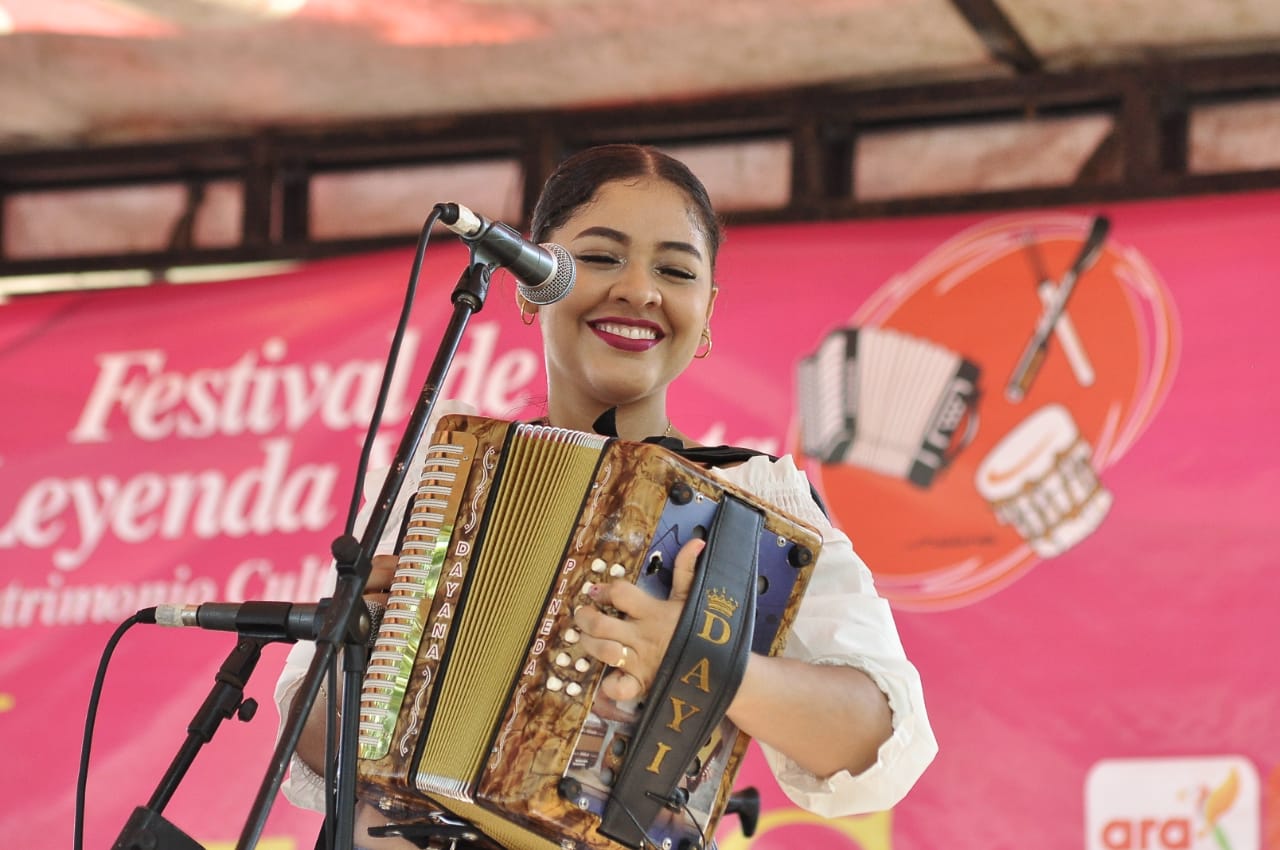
517, 295, 536, 327
694, 327, 713, 359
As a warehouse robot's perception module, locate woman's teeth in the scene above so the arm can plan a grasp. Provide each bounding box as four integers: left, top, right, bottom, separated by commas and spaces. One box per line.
595, 322, 657, 340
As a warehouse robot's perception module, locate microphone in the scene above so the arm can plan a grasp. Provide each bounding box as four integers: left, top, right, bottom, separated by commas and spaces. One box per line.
149, 599, 384, 644
437, 202, 576, 305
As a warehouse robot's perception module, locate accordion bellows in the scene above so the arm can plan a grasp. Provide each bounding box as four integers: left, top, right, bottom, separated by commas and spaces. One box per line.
356, 414, 821, 850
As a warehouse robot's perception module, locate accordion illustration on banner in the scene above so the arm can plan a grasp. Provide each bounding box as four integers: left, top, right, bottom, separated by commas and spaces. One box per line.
355, 414, 822, 850
798, 326, 981, 488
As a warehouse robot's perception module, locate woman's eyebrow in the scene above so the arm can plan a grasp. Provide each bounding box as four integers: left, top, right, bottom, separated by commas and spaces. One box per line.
573, 225, 629, 243
657, 240, 704, 261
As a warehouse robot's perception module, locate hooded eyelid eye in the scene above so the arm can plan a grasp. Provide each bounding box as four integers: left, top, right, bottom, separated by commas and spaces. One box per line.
577, 252, 621, 266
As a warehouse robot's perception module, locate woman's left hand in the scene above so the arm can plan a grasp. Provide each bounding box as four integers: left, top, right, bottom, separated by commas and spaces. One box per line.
573, 538, 707, 702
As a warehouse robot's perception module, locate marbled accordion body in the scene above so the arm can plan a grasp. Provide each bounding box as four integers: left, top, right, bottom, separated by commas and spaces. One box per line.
357, 415, 820, 850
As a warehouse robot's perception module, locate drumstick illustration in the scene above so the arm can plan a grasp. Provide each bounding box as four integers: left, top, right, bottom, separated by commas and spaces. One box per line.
1022, 231, 1097, 389
1006, 215, 1110, 402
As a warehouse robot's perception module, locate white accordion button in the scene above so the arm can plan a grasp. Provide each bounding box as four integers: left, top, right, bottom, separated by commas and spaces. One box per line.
555, 652, 572, 667
566, 682, 583, 697
546, 675, 564, 692
563, 628, 581, 644
609, 563, 626, 578
581, 581, 595, 596
574, 657, 591, 673
591, 558, 607, 573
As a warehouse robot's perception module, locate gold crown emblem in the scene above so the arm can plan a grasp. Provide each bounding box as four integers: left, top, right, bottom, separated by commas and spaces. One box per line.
706, 588, 739, 618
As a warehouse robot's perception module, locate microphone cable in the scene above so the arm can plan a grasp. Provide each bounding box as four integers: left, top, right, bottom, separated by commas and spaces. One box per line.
73, 609, 154, 850
341, 206, 445, 538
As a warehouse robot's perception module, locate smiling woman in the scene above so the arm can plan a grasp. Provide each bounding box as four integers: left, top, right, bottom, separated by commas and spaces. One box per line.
531, 179, 717, 440
273, 144, 937, 849
522, 145, 722, 444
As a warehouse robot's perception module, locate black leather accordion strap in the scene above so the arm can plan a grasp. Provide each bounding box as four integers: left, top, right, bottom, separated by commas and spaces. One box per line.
598, 494, 762, 848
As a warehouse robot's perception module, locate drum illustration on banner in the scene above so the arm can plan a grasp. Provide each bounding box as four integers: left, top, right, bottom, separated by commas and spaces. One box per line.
794, 212, 1181, 610
973, 403, 1112, 559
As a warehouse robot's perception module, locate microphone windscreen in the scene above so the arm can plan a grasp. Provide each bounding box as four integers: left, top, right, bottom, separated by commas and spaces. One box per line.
518, 242, 576, 305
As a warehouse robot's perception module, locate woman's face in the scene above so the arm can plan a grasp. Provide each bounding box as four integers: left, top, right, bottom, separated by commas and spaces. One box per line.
538, 176, 717, 421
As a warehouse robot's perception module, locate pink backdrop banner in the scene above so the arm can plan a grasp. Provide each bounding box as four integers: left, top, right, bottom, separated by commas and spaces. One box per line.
2, 190, 1277, 850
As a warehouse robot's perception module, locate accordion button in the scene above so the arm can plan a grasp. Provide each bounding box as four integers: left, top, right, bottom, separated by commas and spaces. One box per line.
574, 657, 591, 673
591, 558, 607, 573
566, 682, 583, 697
547, 676, 564, 692
555, 652, 572, 667
581, 581, 595, 596
669, 482, 694, 505
788, 545, 815, 568
609, 563, 626, 578
564, 628, 581, 644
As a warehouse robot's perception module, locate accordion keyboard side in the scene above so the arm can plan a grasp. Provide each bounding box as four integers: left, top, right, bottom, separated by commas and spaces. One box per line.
357, 430, 478, 762
356, 415, 512, 799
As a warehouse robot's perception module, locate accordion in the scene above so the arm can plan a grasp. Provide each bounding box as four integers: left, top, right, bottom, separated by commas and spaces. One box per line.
356, 414, 821, 850
798, 325, 981, 488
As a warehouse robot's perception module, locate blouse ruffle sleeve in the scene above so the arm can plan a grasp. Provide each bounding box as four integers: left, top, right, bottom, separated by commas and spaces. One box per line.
710, 454, 937, 817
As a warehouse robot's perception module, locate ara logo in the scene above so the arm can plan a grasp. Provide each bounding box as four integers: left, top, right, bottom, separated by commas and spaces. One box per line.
1085, 756, 1260, 850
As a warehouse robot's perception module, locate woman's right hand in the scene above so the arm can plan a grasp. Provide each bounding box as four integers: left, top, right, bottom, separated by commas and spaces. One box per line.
364, 553, 400, 617
294, 552, 400, 776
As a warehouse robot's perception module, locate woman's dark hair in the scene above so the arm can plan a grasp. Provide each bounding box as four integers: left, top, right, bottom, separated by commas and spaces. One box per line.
529, 144, 724, 270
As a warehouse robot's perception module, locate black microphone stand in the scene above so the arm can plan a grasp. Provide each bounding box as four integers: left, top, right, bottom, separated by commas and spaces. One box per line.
112, 636, 270, 850
237, 255, 496, 850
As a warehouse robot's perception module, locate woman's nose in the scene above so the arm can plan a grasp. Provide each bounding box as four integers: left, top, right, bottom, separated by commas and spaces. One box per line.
609, 262, 660, 306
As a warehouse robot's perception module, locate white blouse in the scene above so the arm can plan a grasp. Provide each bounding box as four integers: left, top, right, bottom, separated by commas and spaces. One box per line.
274, 415, 937, 823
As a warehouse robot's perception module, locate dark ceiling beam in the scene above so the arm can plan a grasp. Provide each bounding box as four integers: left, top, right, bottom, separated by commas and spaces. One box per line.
3, 49, 1280, 276
2, 165, 1279, 280
946, 0, 1042, 74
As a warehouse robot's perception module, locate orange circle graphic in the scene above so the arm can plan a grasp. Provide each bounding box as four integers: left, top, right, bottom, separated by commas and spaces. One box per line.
793, 213, 1180, 610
